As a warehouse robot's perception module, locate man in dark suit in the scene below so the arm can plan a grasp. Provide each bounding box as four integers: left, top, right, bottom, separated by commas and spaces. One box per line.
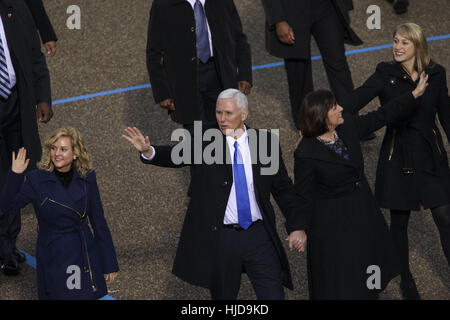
0, 0, 53, 275
123, 89, 307, 299
260, 0, 363, 131
147, 0, 252, 129
24, 0, 58, 56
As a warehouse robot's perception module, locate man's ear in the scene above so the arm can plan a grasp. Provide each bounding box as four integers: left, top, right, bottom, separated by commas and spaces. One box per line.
241, 109, 249, 121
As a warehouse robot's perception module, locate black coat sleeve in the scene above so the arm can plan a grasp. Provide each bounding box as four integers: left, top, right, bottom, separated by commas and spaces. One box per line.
293, 152, 315, 232
354, 92, 420, 139
271, 147, 308, 233
341, 0, 354, 11
260, 0, 286, 27
140, 145, 190, 168
22, 2, 52, 105
146, 1, 172, 104
231, 1, 252, 85
342, 64, 385, 115
435, 67, 450, 141
24, 0, 57, 43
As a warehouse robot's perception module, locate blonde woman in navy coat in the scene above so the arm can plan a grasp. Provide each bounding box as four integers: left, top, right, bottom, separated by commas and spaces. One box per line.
0, 127, 119, 299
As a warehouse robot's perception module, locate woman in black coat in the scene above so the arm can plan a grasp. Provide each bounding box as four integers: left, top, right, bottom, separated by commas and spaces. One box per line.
347, 23, 450, 299
294, 79, 427, 299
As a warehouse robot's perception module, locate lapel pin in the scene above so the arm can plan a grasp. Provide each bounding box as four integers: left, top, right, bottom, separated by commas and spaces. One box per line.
7, 13, 12, 18
389, 78, 396, 85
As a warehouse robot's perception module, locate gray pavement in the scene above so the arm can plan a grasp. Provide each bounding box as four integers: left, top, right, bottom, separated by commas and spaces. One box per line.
0, 0, 449, 300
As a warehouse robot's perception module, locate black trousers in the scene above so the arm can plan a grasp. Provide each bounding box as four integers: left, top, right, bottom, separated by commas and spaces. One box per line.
210, 221, 285, 300
284, 2, 354, 129
0, 88, 22, 264
195, 58, 222, 126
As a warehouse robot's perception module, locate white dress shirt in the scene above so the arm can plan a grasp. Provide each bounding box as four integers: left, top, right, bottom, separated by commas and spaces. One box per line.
186, 0, 214, 57
223, 127, 263, 225
0, 16, 16, 88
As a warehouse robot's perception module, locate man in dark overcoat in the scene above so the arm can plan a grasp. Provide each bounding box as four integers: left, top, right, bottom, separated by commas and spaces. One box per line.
260, 0, 363, 130
123, 89, 307, 299
0, 0, 52, 275
147, 0, 252, 129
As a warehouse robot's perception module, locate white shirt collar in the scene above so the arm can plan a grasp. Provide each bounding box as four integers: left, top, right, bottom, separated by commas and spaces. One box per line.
186, 0, 206, 6
226, 125, 248, 148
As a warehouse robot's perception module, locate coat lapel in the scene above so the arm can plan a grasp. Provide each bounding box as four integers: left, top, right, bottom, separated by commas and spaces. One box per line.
297, 136, 356, 168
38, 170, 87, 214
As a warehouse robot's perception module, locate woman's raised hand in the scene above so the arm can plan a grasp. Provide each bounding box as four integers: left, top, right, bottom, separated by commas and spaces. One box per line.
12, 148, 30, 174
412, 71, 429, 99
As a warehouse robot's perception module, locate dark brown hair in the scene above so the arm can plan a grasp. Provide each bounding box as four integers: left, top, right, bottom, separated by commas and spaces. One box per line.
298, 90, 336, 138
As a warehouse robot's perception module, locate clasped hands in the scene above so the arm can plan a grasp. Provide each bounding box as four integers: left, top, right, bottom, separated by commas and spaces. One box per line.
286, 230, 307, 253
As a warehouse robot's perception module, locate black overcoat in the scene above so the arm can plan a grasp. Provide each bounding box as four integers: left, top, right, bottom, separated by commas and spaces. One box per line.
0, 0, 51, 184
294, 92, 419, 299
147, 0, 252, 124
260, 0, 362, 59
24, 0, 57, 43
142, 127, 307, 290
348, 61, 450, 210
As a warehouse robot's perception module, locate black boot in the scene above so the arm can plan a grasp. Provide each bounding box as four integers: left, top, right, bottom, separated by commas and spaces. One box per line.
1, 255, 21, 276
14, 249, 26, 264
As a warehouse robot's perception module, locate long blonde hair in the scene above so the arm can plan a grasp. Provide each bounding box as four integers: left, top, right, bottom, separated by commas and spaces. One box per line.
37, 126, 92, 178
393, 23, 431, 74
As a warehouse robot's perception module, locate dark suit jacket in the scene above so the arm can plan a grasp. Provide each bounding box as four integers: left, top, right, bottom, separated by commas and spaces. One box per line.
24, 0, 57, 44
141, 127, 307, 290
0, 169, 119, 299
260, 0, 362, 59
147, 0, 252, 124
0, 0, 51, 185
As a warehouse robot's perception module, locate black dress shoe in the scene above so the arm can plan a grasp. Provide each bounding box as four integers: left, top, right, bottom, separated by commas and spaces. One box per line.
360, 132, 376, 142
400, 278, 421, 300
393, 0, 409, 14
1, 262, 21, 276
14, 249, 26, 264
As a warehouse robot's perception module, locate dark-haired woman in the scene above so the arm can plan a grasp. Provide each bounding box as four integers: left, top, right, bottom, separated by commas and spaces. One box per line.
347, 23, 450, 300
294, 75, 427, 299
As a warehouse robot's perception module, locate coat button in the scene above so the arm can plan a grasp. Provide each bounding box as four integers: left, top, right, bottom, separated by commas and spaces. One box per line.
222, 181, 228, 187
191, 57, 196, 62
191, 26, 195, 32
355, 181, 361, 188
84, 267, 89, 273
212, 226, 218, 231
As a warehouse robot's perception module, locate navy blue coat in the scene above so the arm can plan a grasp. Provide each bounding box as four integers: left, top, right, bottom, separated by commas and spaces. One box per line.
0, 169, 119, 300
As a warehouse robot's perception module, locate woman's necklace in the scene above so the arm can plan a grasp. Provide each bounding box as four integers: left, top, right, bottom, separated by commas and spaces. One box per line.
317, 131, 337, 144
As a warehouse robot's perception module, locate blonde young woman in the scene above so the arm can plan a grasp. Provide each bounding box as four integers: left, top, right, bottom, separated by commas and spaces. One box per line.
0, 127, 119, 299
347, 23, 450, 299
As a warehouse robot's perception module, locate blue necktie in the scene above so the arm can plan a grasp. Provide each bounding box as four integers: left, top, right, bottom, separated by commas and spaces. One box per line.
194, 0, 211, 63
233, 141, 252, 230
0, 35, 11, 100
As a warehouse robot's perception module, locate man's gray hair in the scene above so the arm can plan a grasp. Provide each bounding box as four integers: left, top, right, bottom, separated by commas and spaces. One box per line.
217, 88, 248, 111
